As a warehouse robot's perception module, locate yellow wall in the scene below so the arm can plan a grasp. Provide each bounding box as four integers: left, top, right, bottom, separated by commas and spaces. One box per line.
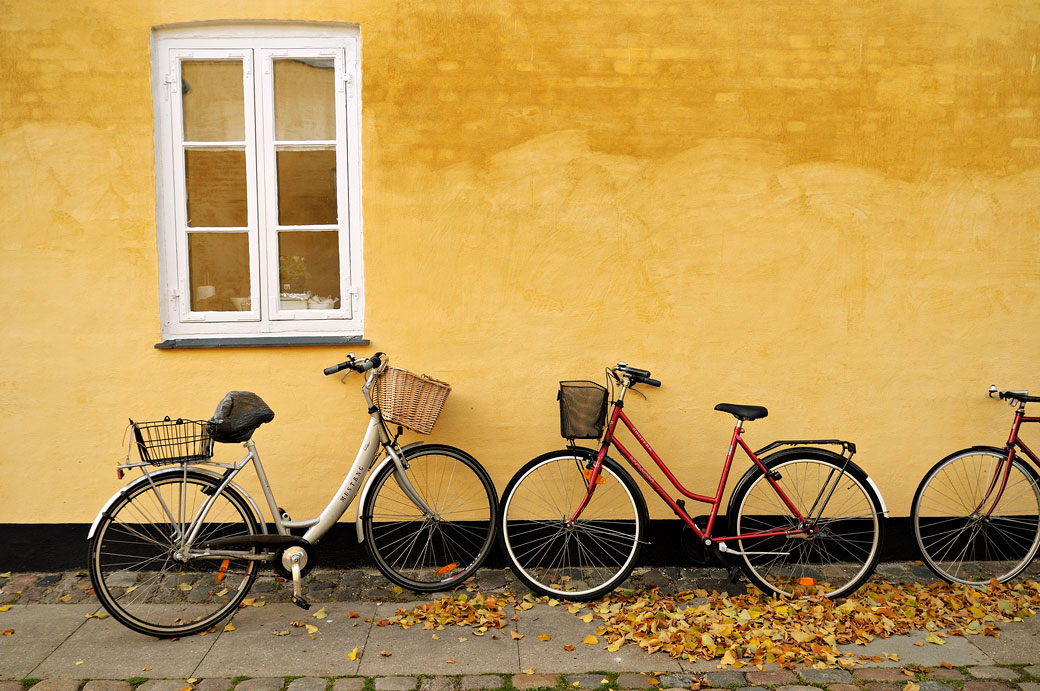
2, 0, 1038, 524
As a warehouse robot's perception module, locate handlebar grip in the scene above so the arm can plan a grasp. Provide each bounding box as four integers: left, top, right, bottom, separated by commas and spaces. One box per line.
644, 377, 662, 387
324, 361, 352, 376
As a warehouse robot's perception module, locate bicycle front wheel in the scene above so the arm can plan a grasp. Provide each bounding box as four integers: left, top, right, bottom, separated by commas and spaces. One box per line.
362, 444, 498, 591
729, 453, 884, 599
499, 450, 646, 601
912, 448, 1040, 584
88, 469, 261, 637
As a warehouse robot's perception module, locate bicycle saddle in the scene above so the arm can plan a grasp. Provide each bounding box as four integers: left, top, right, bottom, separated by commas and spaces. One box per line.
208, 391, 275, 443
714, 403, 768, 421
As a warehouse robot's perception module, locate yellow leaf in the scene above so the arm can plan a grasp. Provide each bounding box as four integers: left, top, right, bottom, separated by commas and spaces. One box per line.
904, 683, 920, 691
583, 635, 599, 645
75, 660, 84, 665
432, 634, 440, 640
538, 633, 551, 641
348, 647, 358, 660
563, 644, 575, 651
272, 630, 290, 636
580, 613, 595, 623
223, 623, 235, 632
510, 631, 524, 640
57, 595, 71, 603
380, 650, 392, 657
178, 582, 193, 592
1, 629, 13, 636
0, 572, 10, 578
142, 668, 152, 672
573, 683, 581, 687
606, 641, 622, 653
305, 624, 319, 635
0, 606, 11, 612
393, 586, 404, 594
925, 632, 945, 646
313, 607, 327, 619
522, 668, 535, 675
884, 652, 900, 662
445, 660, 455, 664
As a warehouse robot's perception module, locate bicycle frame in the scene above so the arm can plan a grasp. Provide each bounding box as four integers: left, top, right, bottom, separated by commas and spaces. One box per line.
980, 406, 1040, 517
88, 366, 434, 562
575, 387, 832, 547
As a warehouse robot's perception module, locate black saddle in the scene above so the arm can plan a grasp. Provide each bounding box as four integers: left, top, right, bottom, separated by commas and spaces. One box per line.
714, 403, 768, 421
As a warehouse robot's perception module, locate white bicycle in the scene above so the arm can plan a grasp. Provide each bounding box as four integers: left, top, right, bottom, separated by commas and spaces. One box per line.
87, 352, 498, 637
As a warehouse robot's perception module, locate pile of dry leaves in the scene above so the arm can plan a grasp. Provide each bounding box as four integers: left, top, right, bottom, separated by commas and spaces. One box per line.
388, 580, 1039, 669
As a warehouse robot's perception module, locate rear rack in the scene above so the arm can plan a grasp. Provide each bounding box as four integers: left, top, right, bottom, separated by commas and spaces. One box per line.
754, 439, 856, 460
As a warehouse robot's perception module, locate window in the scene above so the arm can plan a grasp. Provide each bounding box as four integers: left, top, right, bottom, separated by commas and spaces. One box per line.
151, 23, 363, 346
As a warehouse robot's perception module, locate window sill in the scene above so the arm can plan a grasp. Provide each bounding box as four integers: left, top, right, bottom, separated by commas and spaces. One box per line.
155, 335, 370, 349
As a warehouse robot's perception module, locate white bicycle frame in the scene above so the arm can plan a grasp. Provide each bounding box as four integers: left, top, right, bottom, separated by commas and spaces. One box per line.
87, 360, 435, 562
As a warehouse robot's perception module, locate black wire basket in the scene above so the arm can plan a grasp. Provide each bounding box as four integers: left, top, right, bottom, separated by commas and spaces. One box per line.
558, 381, 608, 440
131, 417, 214, 465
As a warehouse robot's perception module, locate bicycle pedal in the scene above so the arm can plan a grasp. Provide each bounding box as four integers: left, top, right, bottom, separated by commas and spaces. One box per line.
290, 595, 311, 610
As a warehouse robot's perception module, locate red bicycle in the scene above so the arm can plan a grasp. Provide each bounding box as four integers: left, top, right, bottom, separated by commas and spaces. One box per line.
911, 386, 1040, 584
499, 362, 887, 600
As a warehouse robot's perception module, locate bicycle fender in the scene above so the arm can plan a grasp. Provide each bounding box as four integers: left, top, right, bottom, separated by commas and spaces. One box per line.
727, 446, 889, 519
87, 466, 266, 540
354, 441, 426, 544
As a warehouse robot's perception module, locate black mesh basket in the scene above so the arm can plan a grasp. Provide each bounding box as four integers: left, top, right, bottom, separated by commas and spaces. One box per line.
558, 381, 608, 439
131, 417, 214, 465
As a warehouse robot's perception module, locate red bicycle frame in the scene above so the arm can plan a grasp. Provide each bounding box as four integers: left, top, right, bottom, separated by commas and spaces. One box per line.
981, 405, 1040, 516
570, 397, 813, 544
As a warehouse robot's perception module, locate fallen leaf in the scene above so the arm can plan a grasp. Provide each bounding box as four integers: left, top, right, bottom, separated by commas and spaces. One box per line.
313, 607, 327, 620
925, 632, 945, 646
305, 624, 319, 635
904, 683, 920, 691
177, 582, 192, 592
940, 663, 953, 670
380, 650, 392, 657
432, 634, 440, 640
1, 629, 13, 636
348, 611, 359, 618
348, 647, 358, 660
522, 668, 535, 675
290, 620, 305, 627
57, 595, 71, 603
445, 659, 455, 664
75, 660, 83, 665
142, 668, 151, 672
885, 652, 900, 662
0, 606, 11, 612
273, 630, 290, 636
583, 635, 599, 645
563, 644, 575, 651
510, 631, 524, 640
538, 633, 551, 641
0, 572, 10, 578
85, 612, 109, 619
223, 623, 235, 632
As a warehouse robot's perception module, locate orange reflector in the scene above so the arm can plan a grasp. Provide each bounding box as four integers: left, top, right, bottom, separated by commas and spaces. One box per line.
582, 469, 605, 485
214, 559, 230, 585
797, 577, 816, 587
435, 562, 460, 575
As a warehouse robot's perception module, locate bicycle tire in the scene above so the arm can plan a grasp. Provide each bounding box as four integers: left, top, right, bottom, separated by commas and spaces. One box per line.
362, 444, 498, 591
88, 469, 261, 637
499, 449, 647, 601
912, 447, 1040, 585
728, 450, 885, 599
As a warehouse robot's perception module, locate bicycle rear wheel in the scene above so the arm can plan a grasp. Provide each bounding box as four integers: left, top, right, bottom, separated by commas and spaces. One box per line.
729, 452, 884, 599
88, 469, 260, 637
912, 448, 1040, 584
362, 444, 498, 591
499, 450, 646, 601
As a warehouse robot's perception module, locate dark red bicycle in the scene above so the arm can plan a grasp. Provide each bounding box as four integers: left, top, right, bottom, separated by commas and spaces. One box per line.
498, 362, 887, 600
911, 386, 1040, 584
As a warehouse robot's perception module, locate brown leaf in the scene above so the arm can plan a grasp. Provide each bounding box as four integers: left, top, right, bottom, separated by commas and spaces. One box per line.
1, 629, 13, 636
380, 650, 392, 657
563, 644, 575, 651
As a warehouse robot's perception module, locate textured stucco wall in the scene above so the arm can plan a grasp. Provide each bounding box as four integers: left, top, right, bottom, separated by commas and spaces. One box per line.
1, 0, 1038, 523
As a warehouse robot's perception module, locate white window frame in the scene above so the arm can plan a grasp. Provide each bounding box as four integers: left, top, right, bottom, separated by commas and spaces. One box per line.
151, 23, 364, 345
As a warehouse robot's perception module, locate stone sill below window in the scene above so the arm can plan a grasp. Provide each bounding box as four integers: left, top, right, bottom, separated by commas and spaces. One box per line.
155, 336, 370, 349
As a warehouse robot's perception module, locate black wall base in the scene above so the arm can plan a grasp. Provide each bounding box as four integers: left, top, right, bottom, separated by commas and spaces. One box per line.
3, 518, 920, 572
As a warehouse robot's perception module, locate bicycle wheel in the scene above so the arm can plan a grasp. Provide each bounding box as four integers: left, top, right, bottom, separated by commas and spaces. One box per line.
499, 450, 647, 601
912, 447, 1040, 584
88, 469, 261, 637
729, 452, 884, 599
362, 444, 498, 591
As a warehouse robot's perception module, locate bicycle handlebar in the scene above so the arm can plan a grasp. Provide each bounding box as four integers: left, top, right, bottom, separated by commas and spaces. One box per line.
324, 352, 384, 376
989, 385, 1040, 404
615, 362, 662, 388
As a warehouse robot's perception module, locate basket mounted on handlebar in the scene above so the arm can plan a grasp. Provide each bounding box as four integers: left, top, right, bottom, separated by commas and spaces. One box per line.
559, 381, 608, 440
130, 417, 214, 465
374, 366, 451, 435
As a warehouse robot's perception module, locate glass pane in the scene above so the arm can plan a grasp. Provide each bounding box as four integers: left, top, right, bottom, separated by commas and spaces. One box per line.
181, 60, 244, 142
185, 148, 247, 227
278, 231, 341, 310
277, 149, 337, 225
274, 58, 335, 141
188, 233, 251, 312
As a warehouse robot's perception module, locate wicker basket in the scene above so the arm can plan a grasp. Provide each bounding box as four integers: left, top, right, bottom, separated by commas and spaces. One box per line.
375, 367, 451, 434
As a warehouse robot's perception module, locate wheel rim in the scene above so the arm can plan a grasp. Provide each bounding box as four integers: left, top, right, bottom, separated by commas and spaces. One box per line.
502, 456, 640, 599
91, 475, 257, 635
735, 459, 880, 598
915, 451, 1040, 584
366, 449, 495, 589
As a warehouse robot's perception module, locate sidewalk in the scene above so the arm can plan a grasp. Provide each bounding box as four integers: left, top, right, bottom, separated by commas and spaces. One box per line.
2, 566, 1040, 688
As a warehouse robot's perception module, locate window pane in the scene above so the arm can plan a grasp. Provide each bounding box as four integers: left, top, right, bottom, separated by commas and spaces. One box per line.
181, 60, 245, 142
185, 148, 247, 227
277, 149, 337, 225
188, 232, 251, 311
279, 231, 340, 310
274, 58, 335, 141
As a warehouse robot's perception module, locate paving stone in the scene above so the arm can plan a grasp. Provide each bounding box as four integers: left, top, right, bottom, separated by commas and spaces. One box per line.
459, 676, 504, 691
827, 685, 860, 691
419, 679, 455, 691
374, 678, 417, 691
82, 683, 131, 691
138, 683, 191, 691
745, 671, 797, 685
657, 676, 693, 689
863, 684, 900, 691
233, 680, 285, 691
28, 683, 80, 691
857, 669, 913, 682
331, 680, 366, 691
564, 675, 611, 690
968, 667, 1018, 680
704, 671, 746, 687
776, 686, 819, 691
511, 675, 558, 690
963, 684, 1016, 691
1026, 666, 1040, 678
616, 674, 653, 689
927, 669, 965, 681
917, 682, 955, 691
1019, 684, 1040, 691
195, 680, 233, 691
287, 680, 328, 691
799, 669, 853, 684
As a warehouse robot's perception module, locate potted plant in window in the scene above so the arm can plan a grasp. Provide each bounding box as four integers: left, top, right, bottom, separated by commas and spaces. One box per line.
280, 255, 311, 309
